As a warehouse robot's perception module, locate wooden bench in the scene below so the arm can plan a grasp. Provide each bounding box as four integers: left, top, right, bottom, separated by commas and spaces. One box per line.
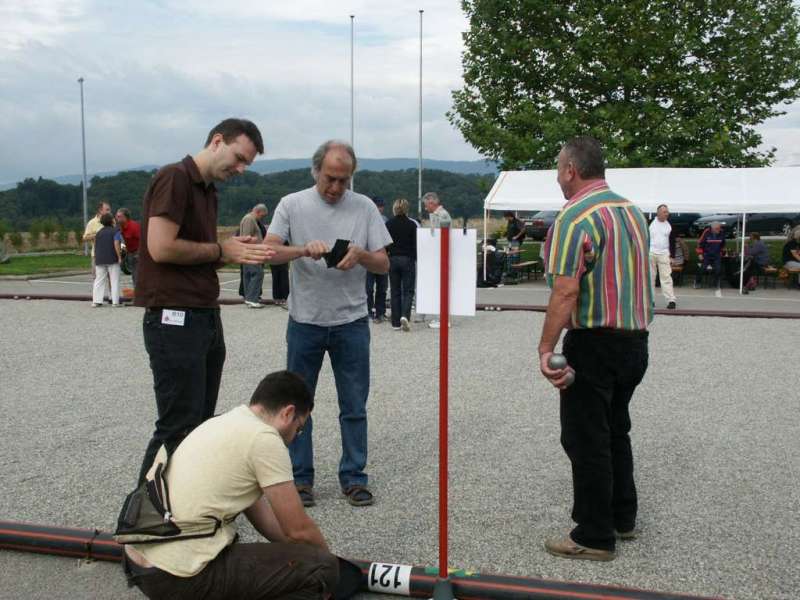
758, 266, 778, 289
510, 260, 542, 281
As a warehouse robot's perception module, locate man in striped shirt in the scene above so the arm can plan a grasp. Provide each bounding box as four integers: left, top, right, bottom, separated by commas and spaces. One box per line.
539, 136, 653, 562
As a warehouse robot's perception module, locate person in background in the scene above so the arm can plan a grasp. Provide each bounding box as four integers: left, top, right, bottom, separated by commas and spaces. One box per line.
385, 198, 418, 331
423, 192, 451, 328
783, 225, 800, 288
694, 221, 726, 295
649, 204, 677, 309
670, 233, 689, 268
239, 203, 269, 308
366, 197, 390, 323
504, 211, 526, 273
116, 208, 141, 288
740, 232, 769, 293
84, 201, 112, 299
270, 244, 290, 308
92, 213, 122, 307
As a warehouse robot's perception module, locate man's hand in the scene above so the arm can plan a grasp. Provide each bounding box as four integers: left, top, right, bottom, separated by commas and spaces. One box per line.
336, 245, 364, 271
304, 241, 329, 260
220, 236, 275, 265
539, 351, 575, 390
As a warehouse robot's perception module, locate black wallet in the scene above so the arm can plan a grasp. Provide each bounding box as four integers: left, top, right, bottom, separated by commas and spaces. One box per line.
323, 239, 350, 268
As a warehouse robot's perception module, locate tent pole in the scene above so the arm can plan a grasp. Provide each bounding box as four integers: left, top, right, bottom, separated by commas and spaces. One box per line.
483, 209, 488, 279
738, 213, 747, 294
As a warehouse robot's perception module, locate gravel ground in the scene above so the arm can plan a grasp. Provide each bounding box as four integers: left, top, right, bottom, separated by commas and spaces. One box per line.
0, 300, 798, 600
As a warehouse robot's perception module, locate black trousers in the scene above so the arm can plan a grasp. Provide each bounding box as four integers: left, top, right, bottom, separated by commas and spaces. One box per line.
561, 328, 649, 551
138, 308, 226, 484
271, 263, 290, 301
366, 272, 388, 317
124, 543, 339, 600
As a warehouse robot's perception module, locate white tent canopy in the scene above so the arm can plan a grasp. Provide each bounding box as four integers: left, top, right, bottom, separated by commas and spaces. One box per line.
483, 167, 800, 214
482, 167, 800, 294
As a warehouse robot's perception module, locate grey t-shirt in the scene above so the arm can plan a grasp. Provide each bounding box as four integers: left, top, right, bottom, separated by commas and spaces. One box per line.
268, 186, 393, 326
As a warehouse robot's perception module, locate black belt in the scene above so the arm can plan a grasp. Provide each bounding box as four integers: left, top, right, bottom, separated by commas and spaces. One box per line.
571, 327, 648, 338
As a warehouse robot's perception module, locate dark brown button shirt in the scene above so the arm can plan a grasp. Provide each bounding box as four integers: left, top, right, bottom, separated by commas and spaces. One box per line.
134, 156, 220, 308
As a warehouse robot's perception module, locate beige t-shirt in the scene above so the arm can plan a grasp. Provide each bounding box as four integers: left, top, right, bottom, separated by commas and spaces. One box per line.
83, 216, 103, 257
133, 405, 293, 577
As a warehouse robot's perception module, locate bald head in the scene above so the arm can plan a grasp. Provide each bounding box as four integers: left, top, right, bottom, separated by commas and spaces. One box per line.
312, 140, 357, 204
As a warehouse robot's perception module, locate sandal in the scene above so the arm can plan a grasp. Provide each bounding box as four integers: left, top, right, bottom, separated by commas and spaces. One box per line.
343, 485, 374, 507
295, 484, 315, 507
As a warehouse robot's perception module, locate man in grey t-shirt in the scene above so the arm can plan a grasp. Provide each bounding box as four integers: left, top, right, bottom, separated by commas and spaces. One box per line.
266, 140, 392, 508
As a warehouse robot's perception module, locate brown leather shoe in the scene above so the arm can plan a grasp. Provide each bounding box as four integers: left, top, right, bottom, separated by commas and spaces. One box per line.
544, 536, 616, 561
295, 484, 315, 508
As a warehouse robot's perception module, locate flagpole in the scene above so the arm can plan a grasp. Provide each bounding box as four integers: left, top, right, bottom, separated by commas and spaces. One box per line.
350, 14, 355, 191
417, 9, 424, 218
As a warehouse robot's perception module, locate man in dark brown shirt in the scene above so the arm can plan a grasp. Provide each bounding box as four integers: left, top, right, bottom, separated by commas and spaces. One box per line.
135, 118, 274, 483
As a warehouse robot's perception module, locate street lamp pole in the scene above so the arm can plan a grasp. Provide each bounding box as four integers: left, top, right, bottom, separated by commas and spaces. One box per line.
418, 9, 424, 218
350, 14, 355, 191
78, 77, 88, 255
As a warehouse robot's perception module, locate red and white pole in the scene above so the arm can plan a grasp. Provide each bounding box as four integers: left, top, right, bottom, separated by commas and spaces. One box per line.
433, 227, 455, 599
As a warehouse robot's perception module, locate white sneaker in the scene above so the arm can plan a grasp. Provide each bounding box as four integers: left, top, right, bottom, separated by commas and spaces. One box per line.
392, 326, 401, 331
400, 317, 410, 332
245, 301, 264, 308
428, 320, 440, 329
714, 289, 722, 298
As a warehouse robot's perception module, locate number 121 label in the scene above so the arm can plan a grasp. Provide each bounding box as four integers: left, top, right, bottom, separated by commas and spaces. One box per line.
367, 562, 412, 595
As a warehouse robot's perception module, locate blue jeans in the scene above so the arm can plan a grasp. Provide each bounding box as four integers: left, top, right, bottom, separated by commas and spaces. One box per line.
389, 256, 415, 327
242, 264, 264, 302
286, 317, 370, 489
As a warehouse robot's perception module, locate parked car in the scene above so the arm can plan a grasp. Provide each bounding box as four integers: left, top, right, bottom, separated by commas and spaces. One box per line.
745, 212, 800, 237
523, 210, 559, 240
648, 212, 701, 237
691, 213, 800, 238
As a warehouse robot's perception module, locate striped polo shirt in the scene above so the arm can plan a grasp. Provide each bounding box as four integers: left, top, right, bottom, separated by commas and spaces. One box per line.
543, 180, 653, 330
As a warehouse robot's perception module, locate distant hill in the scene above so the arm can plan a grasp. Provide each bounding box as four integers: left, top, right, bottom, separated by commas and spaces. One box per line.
0, 158, 497, 191
0, 166, 496, 230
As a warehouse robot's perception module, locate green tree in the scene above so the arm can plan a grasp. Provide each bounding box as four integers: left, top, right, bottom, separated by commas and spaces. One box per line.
449, 0, 800, 169
28, 220, 43, 247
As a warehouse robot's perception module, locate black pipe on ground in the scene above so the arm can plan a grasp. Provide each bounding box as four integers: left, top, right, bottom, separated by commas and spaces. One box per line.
0, 521, 720, 600
1, 293, 797, 319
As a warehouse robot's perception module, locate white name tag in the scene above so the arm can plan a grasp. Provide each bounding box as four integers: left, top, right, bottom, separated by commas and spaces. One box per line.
367, 562, 412, 596
161, 309, 186, 326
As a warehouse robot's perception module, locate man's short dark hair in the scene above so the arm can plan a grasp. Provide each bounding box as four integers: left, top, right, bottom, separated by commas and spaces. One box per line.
97, 201, 110, 212
117, 207, 131, 219
250, 371, 313, 415
656, 204, 668, 212
100, 213, 114, 227
562, 136, 605, 179
205, 118, 264, 155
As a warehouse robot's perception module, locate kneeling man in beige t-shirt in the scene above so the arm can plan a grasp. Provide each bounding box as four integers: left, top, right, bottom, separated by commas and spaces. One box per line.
124, 370, 338, 599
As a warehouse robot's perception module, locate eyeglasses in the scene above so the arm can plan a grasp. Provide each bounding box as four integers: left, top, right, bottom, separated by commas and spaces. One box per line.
294, 416, 307, 437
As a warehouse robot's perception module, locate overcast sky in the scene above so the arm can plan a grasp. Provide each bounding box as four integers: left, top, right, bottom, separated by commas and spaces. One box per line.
1, 0, 799, 184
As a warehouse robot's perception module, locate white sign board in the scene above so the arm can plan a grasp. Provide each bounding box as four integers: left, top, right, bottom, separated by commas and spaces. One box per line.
415, 228, 477, 316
